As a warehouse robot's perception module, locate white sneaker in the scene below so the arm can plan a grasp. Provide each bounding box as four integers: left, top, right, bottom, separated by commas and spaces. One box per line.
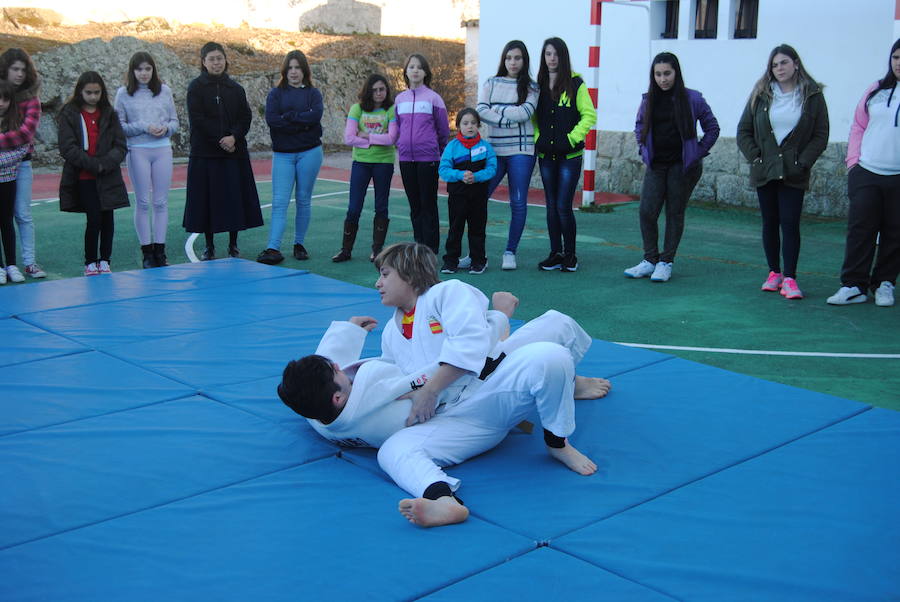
875, 281, 895, 307
826, 286, 867, 305
501, 251, 517, 270
650, 261, 672, 282
457, 256, 472, 270
98, 260, 111, 274
624, 260, 656, 279
6, 265, 25, 283
0, 268, 6, 284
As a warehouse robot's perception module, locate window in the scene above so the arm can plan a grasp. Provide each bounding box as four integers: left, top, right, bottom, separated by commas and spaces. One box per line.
734, 0, 758, 38
662, 0, 679, 39
694, 0, 718, 39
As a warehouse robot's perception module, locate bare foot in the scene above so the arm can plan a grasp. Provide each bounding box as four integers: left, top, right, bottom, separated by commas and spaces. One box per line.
491, 291, 519, 319
547, 441, 598, 475
398, 495, 470, 527
574, 375, 611, 399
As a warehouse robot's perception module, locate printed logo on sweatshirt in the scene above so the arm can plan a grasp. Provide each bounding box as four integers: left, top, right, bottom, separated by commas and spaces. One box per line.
396, 100, 434, 116
470, 146, 487, 159
428, 315, 443, 334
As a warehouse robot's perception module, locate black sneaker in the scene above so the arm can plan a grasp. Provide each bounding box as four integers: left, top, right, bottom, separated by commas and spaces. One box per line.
200, 246, 216, 261
561, 253, 578, 272
468, 263, 486, 274
440, 263, 457, 274
293, 243, 309, 260
538, 252, 564, 271
228, 244, 240, 258
256, 248, 284, 265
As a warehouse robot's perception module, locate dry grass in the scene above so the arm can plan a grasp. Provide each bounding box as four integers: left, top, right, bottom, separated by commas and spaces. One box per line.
0, 22, 465, 113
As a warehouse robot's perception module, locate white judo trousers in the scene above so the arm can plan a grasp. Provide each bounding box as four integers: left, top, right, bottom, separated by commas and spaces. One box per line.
377, 310, 591, 498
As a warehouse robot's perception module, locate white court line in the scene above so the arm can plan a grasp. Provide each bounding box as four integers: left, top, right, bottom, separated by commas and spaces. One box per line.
614, 342, 900, 359
184, 189, 350, 261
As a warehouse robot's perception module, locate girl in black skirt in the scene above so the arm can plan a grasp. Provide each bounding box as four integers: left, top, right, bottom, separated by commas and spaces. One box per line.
183, 42, 263, 260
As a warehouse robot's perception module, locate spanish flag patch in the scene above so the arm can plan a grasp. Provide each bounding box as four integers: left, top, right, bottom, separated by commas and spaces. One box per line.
428, 316, 443, 334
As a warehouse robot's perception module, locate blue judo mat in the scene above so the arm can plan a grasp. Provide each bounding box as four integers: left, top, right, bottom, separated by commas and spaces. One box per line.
1, 259, 898, 601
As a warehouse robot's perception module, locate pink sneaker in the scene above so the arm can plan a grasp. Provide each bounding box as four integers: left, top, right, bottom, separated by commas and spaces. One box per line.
761, 271, 783, 292
780, 277, 803, 299
84, 262, 100, 276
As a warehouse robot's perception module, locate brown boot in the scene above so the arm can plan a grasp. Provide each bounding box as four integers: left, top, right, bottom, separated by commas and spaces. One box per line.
370, 216, 390, 261
332, 220, 358, 263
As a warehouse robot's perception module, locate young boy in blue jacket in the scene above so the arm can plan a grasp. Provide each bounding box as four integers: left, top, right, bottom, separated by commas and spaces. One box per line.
438, 108, 497, 274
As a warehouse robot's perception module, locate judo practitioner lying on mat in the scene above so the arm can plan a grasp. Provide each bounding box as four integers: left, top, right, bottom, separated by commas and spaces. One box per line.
278, 242, 610, 527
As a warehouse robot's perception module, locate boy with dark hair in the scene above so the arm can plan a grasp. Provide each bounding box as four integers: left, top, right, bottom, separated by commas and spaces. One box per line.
279, 242, 610, 527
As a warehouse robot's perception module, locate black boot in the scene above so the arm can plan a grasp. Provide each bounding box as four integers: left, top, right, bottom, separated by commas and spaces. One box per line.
332, 220, 358, 263
370, 216, 389, 261
141, 244, 155, 269
153, 243, 168, 267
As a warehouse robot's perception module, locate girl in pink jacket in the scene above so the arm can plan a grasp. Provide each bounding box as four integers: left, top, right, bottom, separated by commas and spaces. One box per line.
827, 38, 900, 308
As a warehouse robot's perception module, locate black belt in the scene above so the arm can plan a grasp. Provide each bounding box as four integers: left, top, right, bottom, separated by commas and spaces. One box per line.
478, 352, 506, 380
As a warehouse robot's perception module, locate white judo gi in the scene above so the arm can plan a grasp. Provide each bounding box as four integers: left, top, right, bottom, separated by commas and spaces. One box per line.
310, 280, 593, 497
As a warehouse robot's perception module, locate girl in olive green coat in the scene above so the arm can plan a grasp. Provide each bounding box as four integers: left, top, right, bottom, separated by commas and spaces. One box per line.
737, 44, 828, 300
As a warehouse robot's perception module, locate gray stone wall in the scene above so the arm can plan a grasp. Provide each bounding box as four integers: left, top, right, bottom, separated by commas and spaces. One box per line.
589, 130, 851, 218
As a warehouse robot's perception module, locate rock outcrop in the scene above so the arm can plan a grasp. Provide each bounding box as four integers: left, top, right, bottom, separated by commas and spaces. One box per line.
31, 36, 391, 165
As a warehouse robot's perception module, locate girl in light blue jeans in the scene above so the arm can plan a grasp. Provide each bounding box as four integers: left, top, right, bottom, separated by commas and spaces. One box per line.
257, 50, 324, 265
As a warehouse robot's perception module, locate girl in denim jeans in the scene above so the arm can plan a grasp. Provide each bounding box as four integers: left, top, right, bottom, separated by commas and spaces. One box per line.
257, 50, 324, 265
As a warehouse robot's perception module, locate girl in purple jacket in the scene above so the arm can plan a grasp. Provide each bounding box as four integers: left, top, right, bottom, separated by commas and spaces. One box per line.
626, 52, 719, 283
393, 54, 450, 254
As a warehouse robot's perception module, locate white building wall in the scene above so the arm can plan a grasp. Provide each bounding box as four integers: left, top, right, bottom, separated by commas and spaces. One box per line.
479, 0, 897, 143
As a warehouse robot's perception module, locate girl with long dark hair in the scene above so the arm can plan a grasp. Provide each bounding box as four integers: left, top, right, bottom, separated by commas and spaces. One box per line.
475, 40, 539, 270
0, 80, 29, 283
534, 37, 596, 273
57, 71, 129, 275
0, 48, 45, 278
625, 52, 719, 282
827, 38, 900, 307
114, 51, 179, 268
737, 44, 829, 300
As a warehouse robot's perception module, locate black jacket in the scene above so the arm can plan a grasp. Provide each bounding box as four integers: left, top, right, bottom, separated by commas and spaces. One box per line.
187, 71, 252, 158
57, 103, 129, 213
736, 84, 829, 190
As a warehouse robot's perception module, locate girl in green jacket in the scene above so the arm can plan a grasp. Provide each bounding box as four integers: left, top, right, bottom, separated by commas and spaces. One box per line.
736, 44, 829, 300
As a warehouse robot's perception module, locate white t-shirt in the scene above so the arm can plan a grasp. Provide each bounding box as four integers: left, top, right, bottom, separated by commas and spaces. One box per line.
769, 82, 802, 146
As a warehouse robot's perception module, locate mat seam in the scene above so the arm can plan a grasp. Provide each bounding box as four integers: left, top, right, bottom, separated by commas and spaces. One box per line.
6, 268, 305, 318
545, 405, 875, 543
0, 455, 339, 552
0, 391, 196, 438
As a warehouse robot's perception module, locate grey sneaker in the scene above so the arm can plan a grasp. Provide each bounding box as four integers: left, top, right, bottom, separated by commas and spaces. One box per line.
874, 281, 895, 307
457, 255, 472, 270
25, 263, 47, 278
650, 261, 672, 282
6, 265, 25, 283
624, 260, 655, 278
826, 286, 867, 305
